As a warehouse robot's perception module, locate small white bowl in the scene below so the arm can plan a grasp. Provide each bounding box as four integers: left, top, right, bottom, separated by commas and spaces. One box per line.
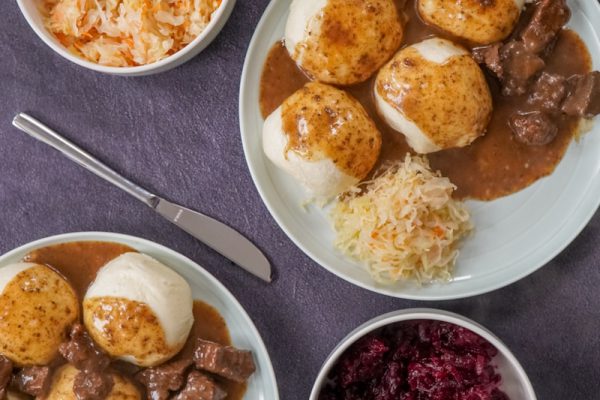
16, 0, 236, 76
310, 309, 537, 400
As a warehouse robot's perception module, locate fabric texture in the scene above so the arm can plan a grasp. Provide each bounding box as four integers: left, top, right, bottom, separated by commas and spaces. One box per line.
0, 1, 599, 399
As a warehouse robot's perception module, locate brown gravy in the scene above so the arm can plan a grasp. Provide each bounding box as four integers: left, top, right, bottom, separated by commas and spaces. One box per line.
259, 1, 592, 201
24, 241, 246, 400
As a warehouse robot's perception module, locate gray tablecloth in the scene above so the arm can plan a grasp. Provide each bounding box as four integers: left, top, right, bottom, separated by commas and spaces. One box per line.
1, 1, 599, 399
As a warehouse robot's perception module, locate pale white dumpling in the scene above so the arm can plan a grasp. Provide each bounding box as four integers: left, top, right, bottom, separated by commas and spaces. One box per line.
285, 0, 403, 85
263, 82, 382, 198
83, 253, 194, 367
375, 38, 493, 154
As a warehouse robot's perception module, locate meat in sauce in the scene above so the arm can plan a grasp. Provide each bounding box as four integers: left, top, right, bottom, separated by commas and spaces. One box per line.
562, 72, 600, 118
475, 0, 571, 96
528, 72, 568, 112
0, 356, 12, 398
136, 359, 193, 400
13, 366, 52, 397
520, 0, 571, 54
474, 0, 599, 147
509, 112, 558, 146
193, 339, 256, 383
173, 371, 227, 400
59, 324, 114, 400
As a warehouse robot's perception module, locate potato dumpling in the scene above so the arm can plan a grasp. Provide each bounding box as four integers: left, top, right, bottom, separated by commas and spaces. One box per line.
42, 364, 140, 400
375, 38, 493, 153
285, 0, 403, 85
263, 82, 382, 198
0, 263, 78, 366
418, 0, 525, 44
83, 253, 194, 367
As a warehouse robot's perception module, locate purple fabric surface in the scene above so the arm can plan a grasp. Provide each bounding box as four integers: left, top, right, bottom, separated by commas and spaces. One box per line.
1, 1, 599, 399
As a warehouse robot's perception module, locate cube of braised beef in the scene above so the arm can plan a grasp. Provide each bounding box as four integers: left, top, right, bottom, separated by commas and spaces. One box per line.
136, 359, 192, 400
59, 323, 111, 373
499, 42, 545, 96
193, 339, 256, 383
472, 44, 503, 78
520, 0, 571, 54
561, 72, 600, 118
0, 356, 12, 399
73, 369, 114, 400
528, 72, 568, 112
172, 371, 227, 400
13, 366, 51, 397
509, 112, 558, 146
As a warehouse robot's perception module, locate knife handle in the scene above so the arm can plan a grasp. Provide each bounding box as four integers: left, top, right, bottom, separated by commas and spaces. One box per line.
12, 113, 158, 208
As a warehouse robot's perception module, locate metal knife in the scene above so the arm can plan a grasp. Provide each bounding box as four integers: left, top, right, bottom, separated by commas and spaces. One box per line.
12, 112, 272, 283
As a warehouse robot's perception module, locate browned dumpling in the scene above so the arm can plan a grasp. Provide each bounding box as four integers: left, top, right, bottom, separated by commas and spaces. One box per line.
263, 82, 382, 198
83, 253, 194, 367
0, 263, 79, 366
284, 0, 403, 85
375, 38, 493, 154
418, 0, 525, 44
42, 364, 140, 400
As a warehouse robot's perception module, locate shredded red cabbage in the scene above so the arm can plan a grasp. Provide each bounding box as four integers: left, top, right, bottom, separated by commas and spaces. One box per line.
319, 321, 510, 400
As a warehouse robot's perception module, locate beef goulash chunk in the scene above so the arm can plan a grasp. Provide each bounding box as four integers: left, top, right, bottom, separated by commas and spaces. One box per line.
473, 0, 571, 96
520, 0, 571, 54
562, 71, 600, 118
528, 72, 568, 112
172, 371, 227, 400
472, 43, 503, 77
136, 359, 192, 400
0, 356, 12, 398
193, 339, 256, 383
498, 41, 545, 96
59, 324, 114, 400
509, 112, 558, 146
472, 0, 600, 146
13, 366, 52, 397
73, 369, 113, 400
59, 324, 111, 372
473, 40, 544, 96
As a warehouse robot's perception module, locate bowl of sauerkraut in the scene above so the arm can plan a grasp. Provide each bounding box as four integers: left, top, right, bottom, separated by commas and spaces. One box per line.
16, 0, 235, 75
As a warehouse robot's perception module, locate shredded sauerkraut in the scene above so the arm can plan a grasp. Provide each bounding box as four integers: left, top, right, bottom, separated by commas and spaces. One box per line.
42, 0, 222, 66
330, 155, 472, 285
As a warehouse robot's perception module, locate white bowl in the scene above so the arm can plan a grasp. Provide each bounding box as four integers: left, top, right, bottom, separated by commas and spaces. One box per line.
0, 232, 280, 399
16, 0, 236, 76
310, 309, 536, 400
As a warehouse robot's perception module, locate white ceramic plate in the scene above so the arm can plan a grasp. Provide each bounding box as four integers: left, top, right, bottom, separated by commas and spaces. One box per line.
309, 309, 536, 400
240, 0, 600, 300
0, 232, 279, 400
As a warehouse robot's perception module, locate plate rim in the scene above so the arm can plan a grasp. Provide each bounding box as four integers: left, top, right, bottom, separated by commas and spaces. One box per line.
0, 231, 280, 399
239, 0, 600, 300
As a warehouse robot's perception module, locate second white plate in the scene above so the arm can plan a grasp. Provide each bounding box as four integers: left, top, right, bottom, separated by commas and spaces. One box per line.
240, 0, 600, 300
0, 232, 279, 400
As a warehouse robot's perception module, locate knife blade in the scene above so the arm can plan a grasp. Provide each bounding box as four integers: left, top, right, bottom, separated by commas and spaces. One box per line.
12, 112, 272, 282
155, 199, 272, 282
